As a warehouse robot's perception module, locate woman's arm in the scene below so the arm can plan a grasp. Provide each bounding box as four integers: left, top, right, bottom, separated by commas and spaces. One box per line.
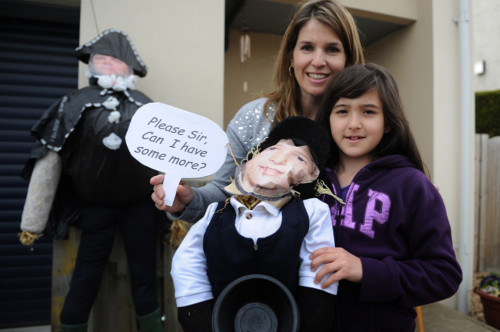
151, 98, 273, 223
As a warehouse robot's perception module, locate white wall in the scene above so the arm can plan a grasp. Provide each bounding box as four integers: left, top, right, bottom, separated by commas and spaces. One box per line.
79, 0, 225, 126
351, 0, 468, 308
224, 29, 282, 127
472, 0, 500, 92
78, 0, 471, 311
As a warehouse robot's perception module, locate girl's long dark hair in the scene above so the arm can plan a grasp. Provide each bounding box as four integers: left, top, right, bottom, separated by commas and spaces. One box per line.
317, 63, 426, 174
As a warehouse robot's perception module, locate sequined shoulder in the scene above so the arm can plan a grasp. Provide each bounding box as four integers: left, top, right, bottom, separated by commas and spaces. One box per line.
229, 98, 275, 151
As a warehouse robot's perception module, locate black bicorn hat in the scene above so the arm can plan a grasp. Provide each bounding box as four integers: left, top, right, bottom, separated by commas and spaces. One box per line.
256, 116, 330, 169
75, 29, 148, 77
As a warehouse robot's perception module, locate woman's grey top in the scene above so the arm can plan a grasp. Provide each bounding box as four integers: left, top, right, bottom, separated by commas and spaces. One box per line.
170, 97, 276, 223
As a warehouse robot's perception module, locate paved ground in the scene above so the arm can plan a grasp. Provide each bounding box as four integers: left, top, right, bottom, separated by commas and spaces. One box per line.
421, 302, 498, 332
1, 302, 499, 332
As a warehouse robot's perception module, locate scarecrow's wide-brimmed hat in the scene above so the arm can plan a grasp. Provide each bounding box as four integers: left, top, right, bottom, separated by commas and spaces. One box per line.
255, 116, 330, 169
75, 28, 147, 77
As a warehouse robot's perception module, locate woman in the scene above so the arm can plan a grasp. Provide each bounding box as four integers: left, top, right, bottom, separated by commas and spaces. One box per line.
151, 0, 365, 223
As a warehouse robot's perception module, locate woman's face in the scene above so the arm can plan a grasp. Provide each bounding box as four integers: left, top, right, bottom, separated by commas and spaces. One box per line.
291, 19, 347, 106
91, 54, 131, 76
241, 139, 319, 197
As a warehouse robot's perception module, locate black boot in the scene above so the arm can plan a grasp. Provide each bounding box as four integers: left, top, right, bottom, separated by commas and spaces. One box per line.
137, 308, 163, 332
60, 322, 88, 332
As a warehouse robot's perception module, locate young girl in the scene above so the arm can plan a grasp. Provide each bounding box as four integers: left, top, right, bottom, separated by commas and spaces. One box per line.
312, 63, 462, 331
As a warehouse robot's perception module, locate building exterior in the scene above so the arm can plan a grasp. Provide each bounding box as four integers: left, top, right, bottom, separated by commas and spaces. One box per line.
1, 0, 479, 328
471, 0, 500, 92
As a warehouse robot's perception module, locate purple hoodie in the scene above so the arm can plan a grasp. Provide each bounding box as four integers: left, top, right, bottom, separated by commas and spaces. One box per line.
325, 154, 462, 331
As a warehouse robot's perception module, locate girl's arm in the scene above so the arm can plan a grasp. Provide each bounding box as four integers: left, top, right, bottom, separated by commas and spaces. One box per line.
312, 173, 462, 307
357, 177, 462, 306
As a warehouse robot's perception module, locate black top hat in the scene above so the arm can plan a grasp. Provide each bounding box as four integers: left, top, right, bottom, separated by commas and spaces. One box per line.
75, 29, 148, 77
256, 116, 330, 169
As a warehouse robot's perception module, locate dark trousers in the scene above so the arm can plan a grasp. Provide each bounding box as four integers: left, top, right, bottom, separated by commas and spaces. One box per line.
60, 199, 160, 324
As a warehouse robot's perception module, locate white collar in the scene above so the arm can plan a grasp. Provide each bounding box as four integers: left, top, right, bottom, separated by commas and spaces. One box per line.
229, 196, 281, 217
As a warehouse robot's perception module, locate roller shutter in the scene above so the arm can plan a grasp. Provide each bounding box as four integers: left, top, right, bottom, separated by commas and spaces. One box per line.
0, 12, 79, 328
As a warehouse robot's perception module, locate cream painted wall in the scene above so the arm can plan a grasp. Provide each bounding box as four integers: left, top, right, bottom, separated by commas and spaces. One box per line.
365, 12, 435, 174
223, 4, 468, 305
366, 0, 471, 308
223, 30, 282, 128
432, 0, 473, 308
78, 0, 225, 126
472, 0, 500, 92
345, 0, 417, 24
77, 0, 470, 311
431, 0, 471, 288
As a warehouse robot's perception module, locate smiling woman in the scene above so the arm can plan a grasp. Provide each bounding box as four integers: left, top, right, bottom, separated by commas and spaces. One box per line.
291, 18, 347, 114
150, 0, 365, 224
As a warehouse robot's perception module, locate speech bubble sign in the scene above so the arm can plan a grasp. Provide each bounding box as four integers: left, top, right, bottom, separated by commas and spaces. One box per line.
125, 102, 228, 206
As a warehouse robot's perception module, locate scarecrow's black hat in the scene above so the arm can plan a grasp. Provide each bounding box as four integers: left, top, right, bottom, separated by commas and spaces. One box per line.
75, 29, 148, 77
256, 116, 330, 169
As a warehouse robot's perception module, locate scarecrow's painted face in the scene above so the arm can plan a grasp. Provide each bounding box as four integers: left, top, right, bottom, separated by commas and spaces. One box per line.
91, 54, 131, 77
239, 139, 319, 197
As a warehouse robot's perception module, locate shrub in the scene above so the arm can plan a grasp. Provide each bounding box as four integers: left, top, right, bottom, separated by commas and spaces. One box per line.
476, 90, 500, 137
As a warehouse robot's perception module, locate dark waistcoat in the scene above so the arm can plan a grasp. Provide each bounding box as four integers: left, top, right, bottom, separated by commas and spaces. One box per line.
203, 198, 309, 298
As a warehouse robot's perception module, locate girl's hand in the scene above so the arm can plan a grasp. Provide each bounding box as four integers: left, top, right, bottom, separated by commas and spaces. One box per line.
310, 247, 363, 288
150, 174, 194, 213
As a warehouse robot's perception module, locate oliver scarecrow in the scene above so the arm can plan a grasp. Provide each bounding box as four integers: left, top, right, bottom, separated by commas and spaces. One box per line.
19, 29, 164, 332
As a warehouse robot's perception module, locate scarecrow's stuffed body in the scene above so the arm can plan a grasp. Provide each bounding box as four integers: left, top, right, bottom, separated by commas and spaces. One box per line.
22, 81, 156, 237
171, 117, 341, 331
19, 29, 165, 330
206, 197, 310, 297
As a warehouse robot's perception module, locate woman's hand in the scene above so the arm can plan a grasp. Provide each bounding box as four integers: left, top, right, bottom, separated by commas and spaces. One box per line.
310, 247, 363, 288
150, 174, 194, 213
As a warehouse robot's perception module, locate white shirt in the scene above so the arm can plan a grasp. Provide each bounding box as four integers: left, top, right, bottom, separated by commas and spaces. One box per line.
171, 197, 338, 307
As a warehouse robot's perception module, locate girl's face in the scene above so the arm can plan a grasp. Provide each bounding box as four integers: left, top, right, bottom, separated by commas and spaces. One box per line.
291, 19, 347, 106
241, 139, 319, 196
329, 89, 388, 166
91, 54, 131, 76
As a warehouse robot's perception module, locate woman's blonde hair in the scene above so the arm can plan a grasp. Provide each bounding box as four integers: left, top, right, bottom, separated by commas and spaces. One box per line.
264, 0, 364, 123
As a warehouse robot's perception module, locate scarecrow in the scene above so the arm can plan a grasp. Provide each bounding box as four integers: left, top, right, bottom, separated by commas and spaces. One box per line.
19, 29, 164, 332
171, 116, 342, 332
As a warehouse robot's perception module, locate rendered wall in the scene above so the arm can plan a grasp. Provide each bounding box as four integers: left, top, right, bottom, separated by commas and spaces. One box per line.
79, 0, 225, 125
366, 0, 468, 308
78, 0, 471, 310
472, 0, 500, 92
223, 29, 282, 127
223, 0, 469, 309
